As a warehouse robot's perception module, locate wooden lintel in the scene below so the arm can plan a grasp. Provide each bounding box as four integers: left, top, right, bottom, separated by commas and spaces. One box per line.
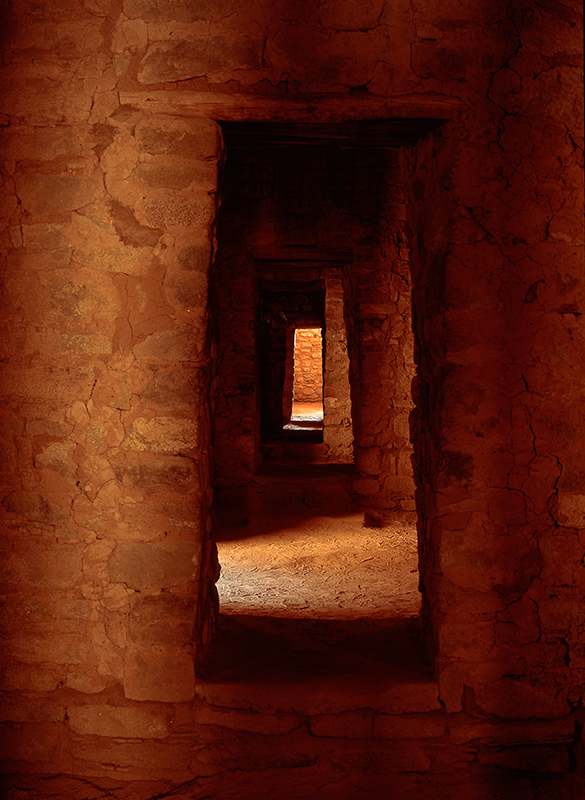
119, 90, 466, 123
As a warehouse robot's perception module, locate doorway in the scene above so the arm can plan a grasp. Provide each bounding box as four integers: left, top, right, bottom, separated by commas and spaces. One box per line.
210, 121, 420, 677
290, 326, 324, 426
258, 284, 326, 444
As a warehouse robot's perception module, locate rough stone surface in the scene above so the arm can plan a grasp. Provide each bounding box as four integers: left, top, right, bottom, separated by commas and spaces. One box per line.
67, 704, 172, 738
109, 541, 200, 591
292, 328, 323, 404
0, 0, 582, 794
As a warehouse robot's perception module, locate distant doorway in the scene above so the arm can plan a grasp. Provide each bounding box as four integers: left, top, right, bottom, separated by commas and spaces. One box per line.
259, 286, 325, 442
291, 327, 324, 426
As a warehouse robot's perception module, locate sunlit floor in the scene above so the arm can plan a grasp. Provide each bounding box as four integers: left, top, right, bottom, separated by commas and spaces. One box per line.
215, 507, 420, 620
205, 507, 428, 688
291, 400, 323, 420
283, 400, 324, 431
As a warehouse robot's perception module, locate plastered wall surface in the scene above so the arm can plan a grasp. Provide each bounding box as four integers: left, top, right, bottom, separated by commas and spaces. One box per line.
0, 0, 583, 795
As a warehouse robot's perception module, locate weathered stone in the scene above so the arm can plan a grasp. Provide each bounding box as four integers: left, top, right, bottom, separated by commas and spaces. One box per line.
412, 39, 509, 82
316, 0, 386, 31
71, 738, 192, 774
15, 173, 104, 217
2, 595, 92, 636
556, 492, 585, 527
124, 642, 195, 702
0, 126, 78, 161
20, 222, 71, 251
356, 446, 383, 475
67, 704, 172, 738
138, 36, 261, 84
143, 194, 216, 230
438, 622, 495, 660
383, 475, 416, 495
65, 670, 110, 695
164, 272, 208, 310
0, 665, 64, 693
473, 679, 570, 719
112, 18, 148, 53
134, 324, 205, 362
478, 744, 570, 773
82, 538, 116, 583
374, 713, 446, 740
0, 701, 65, 723
128, 593, 196, 644
117, 500, 201, 541
0, 195, 17, 228
194, 703, 303, 735
1, 362, 96, 402
113, 455, 197, 493
353, 477, 380, 496
70, 212, 154, 275
0, 722, 61, 764
0, 546, 81, 587
34, 441, 77, 479
124, 0, 241, 23
108, 199, 162, 247
8, 19, 105, 56
124, 416, 199, 453
102, 582, 132, 612
538, 598, 585, 631
135, 117, 221, 159
177, 240, 213, 271
449, 716, 575, 746
6, 267, 121, 329
139, 368, 202, 410
109, 541, 200, 590
4, 634, 90, 666
136, 161, 216, 191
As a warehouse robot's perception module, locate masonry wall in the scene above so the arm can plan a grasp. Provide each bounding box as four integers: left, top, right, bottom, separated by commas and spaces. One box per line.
0, 107, 223, 697
0, 0, 583, 794
404, 0, 585, 719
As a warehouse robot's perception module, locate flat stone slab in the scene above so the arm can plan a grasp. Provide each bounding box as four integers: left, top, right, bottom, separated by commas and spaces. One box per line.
197, 614, 439, 716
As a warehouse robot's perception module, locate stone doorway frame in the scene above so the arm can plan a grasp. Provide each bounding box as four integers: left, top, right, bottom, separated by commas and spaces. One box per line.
120, 89, 463, 682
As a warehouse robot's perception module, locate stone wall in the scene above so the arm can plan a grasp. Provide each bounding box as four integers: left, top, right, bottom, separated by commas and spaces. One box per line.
0, 0, 583, 793
293, 328, 323, 406
404, 0, 585, 720
0, 106, 223, 703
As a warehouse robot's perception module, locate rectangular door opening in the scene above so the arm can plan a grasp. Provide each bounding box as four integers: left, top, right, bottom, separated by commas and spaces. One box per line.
209, 121, 424, 692
289, 326, 324, 429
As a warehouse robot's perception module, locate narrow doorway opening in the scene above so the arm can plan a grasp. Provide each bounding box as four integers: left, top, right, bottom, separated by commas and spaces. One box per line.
289, 326, 324, 428
258, 284, 326, 447
208, 120, 429, 692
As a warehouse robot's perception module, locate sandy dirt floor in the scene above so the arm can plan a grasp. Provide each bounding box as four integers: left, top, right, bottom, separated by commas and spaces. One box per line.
215, 507, 420, 620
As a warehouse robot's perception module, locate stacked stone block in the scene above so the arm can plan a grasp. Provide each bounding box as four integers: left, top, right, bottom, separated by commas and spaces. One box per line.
0, 102, 223, 711
0, 0, 582, 794
293, 328, 323, 406
404, 0, 584, 723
